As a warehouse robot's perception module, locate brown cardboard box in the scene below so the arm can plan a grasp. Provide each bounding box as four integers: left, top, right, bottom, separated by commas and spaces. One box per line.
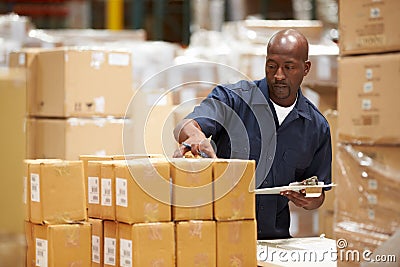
8, 48, 41, 115
216, 220, 257, 267
32, 223, 91, 267
336, 143, 400, 234
101, 162, 117, 221
171, 159, 213, 221
88, 218, 103, 267
27, 117, 126, 160
213, 159, 256, 221
87, 161, 102, 219
115, 159, 171, 223
318, 210, 334, 239
132, 222, 175, 266
104, 220, 119, 267
25, 221, 34, 267
176, 220, 216, 267
338, 53, 400, 144
0, 67, 26, 234
34, 48, 133, 117
338, 0, 400, 56
29, 160, 87, 224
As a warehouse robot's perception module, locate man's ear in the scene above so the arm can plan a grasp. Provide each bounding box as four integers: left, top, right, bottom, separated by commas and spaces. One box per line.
304, 60, 311, 76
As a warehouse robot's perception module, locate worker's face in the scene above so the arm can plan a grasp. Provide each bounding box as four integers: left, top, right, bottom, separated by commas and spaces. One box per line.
265, 42, 310, 106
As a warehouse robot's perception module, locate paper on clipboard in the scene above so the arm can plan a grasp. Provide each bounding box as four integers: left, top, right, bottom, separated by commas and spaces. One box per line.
255, 182, 336, 197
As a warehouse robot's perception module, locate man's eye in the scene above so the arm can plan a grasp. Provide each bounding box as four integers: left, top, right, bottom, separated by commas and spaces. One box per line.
267, 65, 277, 69
285, 65, 295, 70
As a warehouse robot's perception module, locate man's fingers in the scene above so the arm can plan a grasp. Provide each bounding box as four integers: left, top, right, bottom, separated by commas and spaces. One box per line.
280, 190, 310, 208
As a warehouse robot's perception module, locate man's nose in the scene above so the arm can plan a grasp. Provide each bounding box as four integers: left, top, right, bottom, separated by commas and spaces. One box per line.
274, 67, 285, 80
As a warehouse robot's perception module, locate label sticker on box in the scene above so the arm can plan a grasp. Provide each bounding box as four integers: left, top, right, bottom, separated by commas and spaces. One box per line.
120, 238, 132, 267
88, 177, 100, 204
18, 53, 26, 65
116, 178, 128, 207
365, 69, 373, 80
104, 237, 116, 266
362, 99, 372, 110
317, 56, 331, 80
36, 238, 48, 267
363, 82, 373, 93
368, 179, 378, 190
23, 176, 27, 204
94, 96, 105, 113
367, 194, 377, 205
91, 52, 105, 69
31, 173, 40, 202
108, 53, 130, 66
101, 178, 112, 206
92, 235, 101, 263
370, 7, 380, 18
368, 209, 375, 220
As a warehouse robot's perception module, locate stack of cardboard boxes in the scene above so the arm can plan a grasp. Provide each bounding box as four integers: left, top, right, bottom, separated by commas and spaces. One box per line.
80, 156, 257, 266
9, 47, 134, 160
24, 159, 91, 266
335, 0, 400, 266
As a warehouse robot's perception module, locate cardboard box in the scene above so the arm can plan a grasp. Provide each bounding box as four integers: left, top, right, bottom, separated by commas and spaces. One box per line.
29, 160, 87, 224
335, 143, 400, 234
104, 220, 118, 267
176, 220, 216, 267
115, 159, 171, 223
339, 0, 400, 56
132, 222, 175, 266
216, 220, 257, 266
34, 48, 133, 117
171, 159, 213, 221
101, 162, 117, 221
338, 53, 400, 144
32, 223, 91, 267
0, 67, 26, 234
289, 202, 319, 237
27, 117, 126, 160
87, 161, 102, 219
25, 221, 34, 267
318, 210, 334, 239
213, 159, 256, 221
88, 218, 103, 267
8, 48, 42, 115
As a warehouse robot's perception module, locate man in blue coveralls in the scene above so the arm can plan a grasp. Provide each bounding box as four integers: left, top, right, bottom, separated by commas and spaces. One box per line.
173, 29, 332, 239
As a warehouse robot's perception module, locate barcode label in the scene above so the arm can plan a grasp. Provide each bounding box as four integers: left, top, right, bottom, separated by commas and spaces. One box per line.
31, 173, 40, 202
92, 235, 100, 263
88, 177, 100, 204
104, 237, 116, 265
23, 176, 27, 204
120, 239, 132, 267
116, 178, 128, 207
101, 178, 112, 206
36, 238, 48, 267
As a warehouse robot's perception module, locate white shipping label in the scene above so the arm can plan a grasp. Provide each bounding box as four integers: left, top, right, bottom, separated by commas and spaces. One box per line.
116, 178, 128, 207
104, 237, 116, 266
92, 235, 101, 263
30, 173, 40, 202
368, 179, 378, 190
108, 53, 130, 66
36, 238, 48, 267
365, 68, 373, 80
362, 99, 372, 110
88, 176, 100, 204
23, 176, 27, 204
367, 194, 378, 205
363, 82, 373, 93
101, 178, 112, 206
120, 239, 132, 267
18, 53, 26, 65
370, 7, 380, 18
94, 96, 105, 113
